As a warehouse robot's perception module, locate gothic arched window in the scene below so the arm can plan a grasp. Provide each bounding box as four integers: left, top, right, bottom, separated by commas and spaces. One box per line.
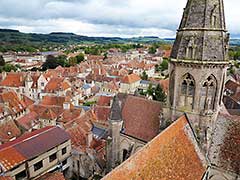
179, 73, 195, 110
200, 75, 217, 111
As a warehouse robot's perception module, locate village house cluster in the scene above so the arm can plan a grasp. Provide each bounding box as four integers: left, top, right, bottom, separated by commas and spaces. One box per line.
0, 0, 239, 180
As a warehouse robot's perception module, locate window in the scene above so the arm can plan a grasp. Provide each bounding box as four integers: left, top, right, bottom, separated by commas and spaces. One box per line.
62, 159, 67, 166
179, 73, 195, 110
62, 147, 67, 155
49, 153, 57, 162
200, 75, 217, 111
34, 161, 43, 171
15, 170, 27, 180
41, 82, 44, 87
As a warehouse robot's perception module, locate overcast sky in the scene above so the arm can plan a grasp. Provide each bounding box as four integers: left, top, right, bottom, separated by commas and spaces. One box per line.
0, 0, 239, 38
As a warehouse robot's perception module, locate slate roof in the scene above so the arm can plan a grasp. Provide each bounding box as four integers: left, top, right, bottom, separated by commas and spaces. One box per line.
208, 114, 240, 175
103, 115, 206, 180
0, 126, 70, 172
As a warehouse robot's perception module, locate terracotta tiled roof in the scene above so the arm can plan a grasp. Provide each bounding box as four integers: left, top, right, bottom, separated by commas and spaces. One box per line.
103, 115, 206, 180
41, 96, 66, 107
97, 96, 113, 107
22, 95, 35, 107
121, 74, 141, 84
40, 108, 57, 120
225, 79, 240, 94
0, 120, 21, 143
93, 106, 111, 123
65, 111, 94, 149
159, 78, 169, 94
0, 91, 26, 114
58, 109, 82, 123
0, 176, 13, 180
16, 112, 39, 130
122, 95, 162, 142
44, 77, 71, 93
0, 73, 25, 87
208, 114, 240, 174
36, 172, 66, 180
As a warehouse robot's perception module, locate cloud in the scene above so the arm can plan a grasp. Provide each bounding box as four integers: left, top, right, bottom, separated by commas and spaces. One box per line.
0, 0, 239, 37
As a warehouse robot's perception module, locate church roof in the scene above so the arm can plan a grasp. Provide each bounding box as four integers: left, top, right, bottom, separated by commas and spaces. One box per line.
103, 115, 207, 180
208, 114, 240, 175
121, 95, 162, 142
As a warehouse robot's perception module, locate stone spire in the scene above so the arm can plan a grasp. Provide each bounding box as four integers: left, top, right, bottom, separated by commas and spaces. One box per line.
109, 96, 122, 121
171, 0, 229, 62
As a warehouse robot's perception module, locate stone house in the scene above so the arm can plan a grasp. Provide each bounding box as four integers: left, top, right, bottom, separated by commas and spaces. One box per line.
0, 126, 72, 180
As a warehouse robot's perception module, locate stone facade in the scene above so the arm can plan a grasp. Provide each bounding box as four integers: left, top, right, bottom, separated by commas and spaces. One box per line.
169, 0, 229, 149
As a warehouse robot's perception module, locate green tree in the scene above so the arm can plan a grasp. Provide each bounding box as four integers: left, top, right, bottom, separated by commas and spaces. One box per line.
69, 57, 77, 66
0, 55, 5, 66
76, 53, 85, 63
148, 46, 157, 54
160, 58, 169, 71
153, 84, 167, 102
141, 71, 148, 80
147, 84, 154, 97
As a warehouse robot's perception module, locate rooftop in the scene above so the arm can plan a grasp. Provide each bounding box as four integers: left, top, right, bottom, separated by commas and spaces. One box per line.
103, 115, 206, 180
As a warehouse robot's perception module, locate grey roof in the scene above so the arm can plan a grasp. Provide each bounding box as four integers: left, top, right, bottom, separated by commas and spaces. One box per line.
208, 114, 240, 175
92, 126, 108, 139
109, 96, 122, 121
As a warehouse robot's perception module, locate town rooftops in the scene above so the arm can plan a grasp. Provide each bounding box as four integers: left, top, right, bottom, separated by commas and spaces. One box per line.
121, 74, 141, 84
0, 126, 70, 172
103, 115, 207, 180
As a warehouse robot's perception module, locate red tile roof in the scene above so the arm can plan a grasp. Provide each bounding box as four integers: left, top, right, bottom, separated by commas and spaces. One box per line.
122, 95, 162, 142
44, 78, 70, 93
0, 120, 21, 143
41, 95, 66, 107
0, 91, 26, 114
103, 115, 206, 180
0, 73, 25, 87
36, 172, 66, 180
0, 126, 70, 172
93, 106, 111, 123
121, 74, 141, 84
16, 112, 39, 130
97, 96, 113, 106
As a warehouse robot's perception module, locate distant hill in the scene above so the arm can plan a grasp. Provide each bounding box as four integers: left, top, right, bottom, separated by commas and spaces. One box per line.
0, 29, 168, 45
0, 29, 239, 46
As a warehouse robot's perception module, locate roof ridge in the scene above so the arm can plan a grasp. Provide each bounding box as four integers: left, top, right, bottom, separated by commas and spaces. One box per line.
0, 126, 55, 151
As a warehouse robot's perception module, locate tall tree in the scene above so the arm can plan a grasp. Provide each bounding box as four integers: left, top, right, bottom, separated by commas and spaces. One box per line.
153, 84, 167, 102
141, 71, 148, 80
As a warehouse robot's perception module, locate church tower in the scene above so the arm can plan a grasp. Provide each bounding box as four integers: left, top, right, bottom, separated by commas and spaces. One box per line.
169, 0, 229, 148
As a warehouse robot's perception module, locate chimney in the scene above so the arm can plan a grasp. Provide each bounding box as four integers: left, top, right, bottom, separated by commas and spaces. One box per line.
63, 102, 71, 110
2, 72, 7, 80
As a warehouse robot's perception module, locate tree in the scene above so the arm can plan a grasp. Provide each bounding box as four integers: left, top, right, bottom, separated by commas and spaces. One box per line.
0, 55, 5, 66
147, 84, 154, 97
76, 53, 85, 63
148, 46, 157, 54
153, 84, 167, 102
160, 58, 169, 71
141, 71, 148, 80
69, 57, 77, 66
